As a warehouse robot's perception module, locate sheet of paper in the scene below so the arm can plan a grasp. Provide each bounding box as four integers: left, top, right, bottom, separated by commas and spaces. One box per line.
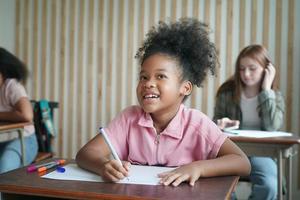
42, 164, 175, 185
225, 130, 292, 138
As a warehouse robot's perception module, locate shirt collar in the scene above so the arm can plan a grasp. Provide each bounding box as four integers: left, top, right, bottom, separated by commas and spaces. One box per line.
138, 104, 185, 139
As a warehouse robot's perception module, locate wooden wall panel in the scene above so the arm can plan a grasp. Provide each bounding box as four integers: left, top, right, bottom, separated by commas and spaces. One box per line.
286, 0, 294, 131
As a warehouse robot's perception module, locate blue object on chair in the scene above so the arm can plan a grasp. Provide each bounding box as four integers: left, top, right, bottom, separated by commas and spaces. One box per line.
39, 99, 56, 137
32, 100, 58, 153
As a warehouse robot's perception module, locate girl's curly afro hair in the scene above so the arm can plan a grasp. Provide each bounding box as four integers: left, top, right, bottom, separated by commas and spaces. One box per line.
135, 18, 217, 87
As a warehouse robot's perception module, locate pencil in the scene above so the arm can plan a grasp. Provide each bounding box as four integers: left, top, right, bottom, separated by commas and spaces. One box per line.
99, 128, 122, 166
99, 128, 129, 181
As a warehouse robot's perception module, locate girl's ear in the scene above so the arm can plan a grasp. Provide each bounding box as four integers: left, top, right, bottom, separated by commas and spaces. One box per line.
180, 81, 193, 96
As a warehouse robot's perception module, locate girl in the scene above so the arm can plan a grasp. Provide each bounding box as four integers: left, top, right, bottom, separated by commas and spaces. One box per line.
0, 47, 38, 173
214, 44, 284, 199
76, 18, 251, 187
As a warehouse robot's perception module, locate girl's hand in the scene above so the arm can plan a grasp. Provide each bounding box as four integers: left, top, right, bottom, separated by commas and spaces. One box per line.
100, 160, 130, 182
158, 162, 202, 186
217, 117, 240, 130
262, 63, 276, 91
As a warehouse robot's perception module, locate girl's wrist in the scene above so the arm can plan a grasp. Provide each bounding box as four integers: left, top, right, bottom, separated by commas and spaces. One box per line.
194, 160, 204, 177
262, 84, 271, 91
262, 87, 271, 91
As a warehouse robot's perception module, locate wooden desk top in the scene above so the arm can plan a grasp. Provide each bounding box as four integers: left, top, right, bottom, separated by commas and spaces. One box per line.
0, 160, 239, 200
0, 122, 32, 131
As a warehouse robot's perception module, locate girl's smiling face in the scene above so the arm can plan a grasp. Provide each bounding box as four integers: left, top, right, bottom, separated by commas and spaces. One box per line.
239, 56, 265, 88
136, 54, 191, 117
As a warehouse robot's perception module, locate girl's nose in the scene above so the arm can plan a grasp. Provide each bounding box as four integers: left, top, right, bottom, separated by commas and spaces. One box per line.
144, 79, 156, 88
244, 68, 251, 77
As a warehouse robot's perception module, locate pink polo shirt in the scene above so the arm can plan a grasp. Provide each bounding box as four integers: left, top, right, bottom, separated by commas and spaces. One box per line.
105, 104, 227, 167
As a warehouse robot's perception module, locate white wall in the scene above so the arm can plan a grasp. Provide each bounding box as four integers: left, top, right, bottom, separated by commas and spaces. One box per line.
0, 0, 16, 52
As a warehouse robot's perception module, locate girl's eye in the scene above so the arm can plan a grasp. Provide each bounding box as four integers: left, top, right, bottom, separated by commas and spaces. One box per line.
157, 74, 166, 79
139, 75, 147, 81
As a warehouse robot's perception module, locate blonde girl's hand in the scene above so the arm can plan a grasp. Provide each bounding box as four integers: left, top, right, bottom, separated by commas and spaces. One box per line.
100, 160, 130, 182
262, 63, 276, 91
158, 162, 202, 186
217, 117, 240, 130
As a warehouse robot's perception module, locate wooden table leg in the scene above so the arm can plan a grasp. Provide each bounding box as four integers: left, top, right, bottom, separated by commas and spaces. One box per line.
287, 151, 292, 200
278, 150, 283, 200
17, 129, 26, 166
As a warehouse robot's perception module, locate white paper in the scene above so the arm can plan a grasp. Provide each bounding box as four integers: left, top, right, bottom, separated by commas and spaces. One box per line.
42, 164, 175, 185
225, 130, 292, 138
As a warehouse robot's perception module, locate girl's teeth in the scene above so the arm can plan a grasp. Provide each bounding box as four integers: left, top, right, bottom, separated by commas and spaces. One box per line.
144, 94, 159, 99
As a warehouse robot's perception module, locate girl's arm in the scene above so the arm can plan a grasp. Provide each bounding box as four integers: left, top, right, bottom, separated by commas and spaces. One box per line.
213, 92, 227, 122
259, 63, 284, 131
0, 97, 33, 122
76, 134, 130, 182
206, 138, 251, 176
214, 92, 240, 129
258, 90, 285, 131
158, 138, 251, 186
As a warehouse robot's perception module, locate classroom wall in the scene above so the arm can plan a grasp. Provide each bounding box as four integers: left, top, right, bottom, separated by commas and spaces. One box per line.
4, 0, 300, 197
0, 0, 16, 52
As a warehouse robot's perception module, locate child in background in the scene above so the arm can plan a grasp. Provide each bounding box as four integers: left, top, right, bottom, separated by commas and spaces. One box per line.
0, 47, 38, 173
214, 44, 284, 199
76, 18, 250, 186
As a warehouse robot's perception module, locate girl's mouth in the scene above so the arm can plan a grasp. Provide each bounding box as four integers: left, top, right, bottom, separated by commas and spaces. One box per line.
143, 94, 160, 99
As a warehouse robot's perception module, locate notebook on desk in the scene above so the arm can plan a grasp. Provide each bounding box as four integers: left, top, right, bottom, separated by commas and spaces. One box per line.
42, 163, 175, 185
225, 130, 292, 138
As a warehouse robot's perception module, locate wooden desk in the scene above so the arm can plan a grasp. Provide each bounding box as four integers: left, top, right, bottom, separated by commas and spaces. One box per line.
0, 122, 32, 166
230, 136, 300, 200
0, 159, 239, 200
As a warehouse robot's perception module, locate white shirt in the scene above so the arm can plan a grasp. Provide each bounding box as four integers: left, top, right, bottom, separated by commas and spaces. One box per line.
0, 79, 34, 142
240, 92, 260, 130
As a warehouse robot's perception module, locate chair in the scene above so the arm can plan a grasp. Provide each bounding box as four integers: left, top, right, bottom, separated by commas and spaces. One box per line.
30, 100, 59, 162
